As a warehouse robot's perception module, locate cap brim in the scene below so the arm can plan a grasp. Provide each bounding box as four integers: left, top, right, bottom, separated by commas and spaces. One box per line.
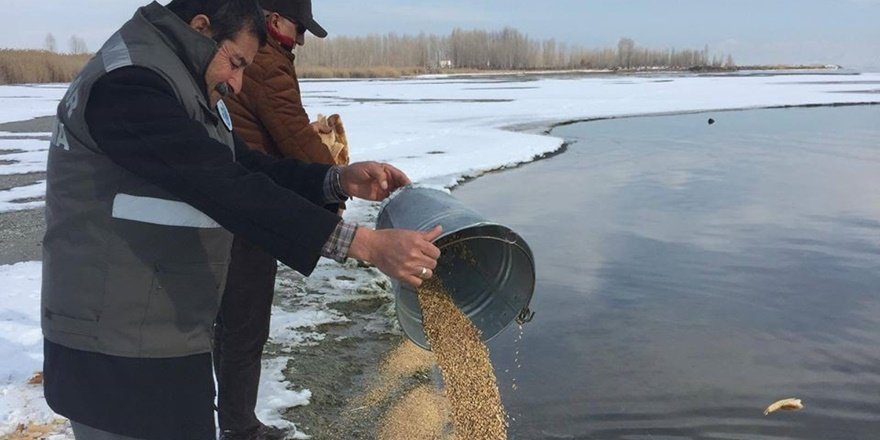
301, 17, 327, 38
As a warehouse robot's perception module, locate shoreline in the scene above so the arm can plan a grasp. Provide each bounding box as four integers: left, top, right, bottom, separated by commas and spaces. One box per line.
453, 100, 880, 190
263, 99, 880, 437
1, 99, 879, 436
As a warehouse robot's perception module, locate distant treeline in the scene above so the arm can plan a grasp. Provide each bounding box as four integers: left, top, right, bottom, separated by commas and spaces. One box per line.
296, 30, 734, 72
0, 29, 736, 84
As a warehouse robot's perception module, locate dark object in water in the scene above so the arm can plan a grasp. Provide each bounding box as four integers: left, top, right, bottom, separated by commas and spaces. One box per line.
708, 118, 716, 125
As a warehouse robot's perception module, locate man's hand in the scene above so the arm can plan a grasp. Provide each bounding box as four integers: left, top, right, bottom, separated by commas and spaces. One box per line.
339, 162, 411, 201
310, 119, 333, 134
348, 225, 443, 288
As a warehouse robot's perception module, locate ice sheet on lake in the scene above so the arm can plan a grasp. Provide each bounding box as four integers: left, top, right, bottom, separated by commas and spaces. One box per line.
0, 84, 67, 126
1, 73, 878, 214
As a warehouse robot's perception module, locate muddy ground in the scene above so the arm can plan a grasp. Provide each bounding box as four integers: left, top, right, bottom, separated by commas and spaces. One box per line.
0, 117, 51, 266
270, 295, 431, 439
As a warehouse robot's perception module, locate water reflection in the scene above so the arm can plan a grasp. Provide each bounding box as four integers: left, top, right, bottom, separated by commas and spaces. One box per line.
453, 105, 880, 439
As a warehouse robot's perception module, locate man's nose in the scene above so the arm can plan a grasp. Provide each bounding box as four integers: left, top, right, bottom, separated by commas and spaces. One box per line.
229, 71, 244, 94
296, 32, 305, 47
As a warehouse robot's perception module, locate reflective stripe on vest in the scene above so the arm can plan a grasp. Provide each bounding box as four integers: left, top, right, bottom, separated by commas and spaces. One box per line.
111, 193, 220, 228
101, 32, 133, 71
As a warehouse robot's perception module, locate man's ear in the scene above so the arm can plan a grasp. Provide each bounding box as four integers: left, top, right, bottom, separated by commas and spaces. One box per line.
265, 12, 280, 33
189, 14, 212, 36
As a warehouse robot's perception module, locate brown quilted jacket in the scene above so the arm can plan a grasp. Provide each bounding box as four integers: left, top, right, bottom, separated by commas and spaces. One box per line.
225, 39, 335, 164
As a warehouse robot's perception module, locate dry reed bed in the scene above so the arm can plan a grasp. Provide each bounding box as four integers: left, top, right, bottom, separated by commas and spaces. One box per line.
0, 50, 91, 85
0, 53, 434, 83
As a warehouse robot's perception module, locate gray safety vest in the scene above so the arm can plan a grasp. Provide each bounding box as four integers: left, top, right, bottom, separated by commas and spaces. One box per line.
41, 2, 236, 357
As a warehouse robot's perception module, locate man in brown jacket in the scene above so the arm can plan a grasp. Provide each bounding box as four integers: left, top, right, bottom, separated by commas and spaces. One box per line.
216, 1, 342, 438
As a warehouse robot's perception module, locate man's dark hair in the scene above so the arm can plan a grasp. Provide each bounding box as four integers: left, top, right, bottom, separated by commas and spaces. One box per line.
166, 0, 267, 46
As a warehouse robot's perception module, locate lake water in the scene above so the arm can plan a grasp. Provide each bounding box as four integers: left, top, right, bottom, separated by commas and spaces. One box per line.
453, 105, 880, 439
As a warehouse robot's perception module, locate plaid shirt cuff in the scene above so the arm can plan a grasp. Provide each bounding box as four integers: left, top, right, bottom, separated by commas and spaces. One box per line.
322, 166, 350, 204
321, 220, 356, 263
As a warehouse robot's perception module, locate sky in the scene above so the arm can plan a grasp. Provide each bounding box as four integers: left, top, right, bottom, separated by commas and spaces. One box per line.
1, 0, 878, 70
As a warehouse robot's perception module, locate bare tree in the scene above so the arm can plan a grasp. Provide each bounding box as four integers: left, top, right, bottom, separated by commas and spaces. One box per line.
617, 37, 635, 69
44, 33, 57, 53
69, 35, 88, 54
293, 29, 729, 73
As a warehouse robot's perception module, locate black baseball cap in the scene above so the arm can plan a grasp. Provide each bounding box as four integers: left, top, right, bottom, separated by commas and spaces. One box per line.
259, 0, 328, 38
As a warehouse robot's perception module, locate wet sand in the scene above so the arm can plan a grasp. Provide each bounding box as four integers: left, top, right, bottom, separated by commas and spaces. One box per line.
0, 117, 51, 266
0, 116, 55, 134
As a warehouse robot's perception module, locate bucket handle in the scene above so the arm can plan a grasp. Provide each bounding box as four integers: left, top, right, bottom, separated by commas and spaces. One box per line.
516, 306, 535, 325
441, 234, 520, 247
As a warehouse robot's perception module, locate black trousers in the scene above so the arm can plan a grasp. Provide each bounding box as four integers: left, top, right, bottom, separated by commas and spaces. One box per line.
71, 421, 147, 439
214, 236, 279, 433
44, 340, 215, 440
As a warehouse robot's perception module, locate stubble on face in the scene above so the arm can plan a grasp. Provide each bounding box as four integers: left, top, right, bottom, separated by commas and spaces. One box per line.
204, 31, 260, 106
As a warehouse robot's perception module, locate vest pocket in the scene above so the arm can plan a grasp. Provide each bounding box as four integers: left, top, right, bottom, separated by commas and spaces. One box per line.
43, 308, 99, 337
139, 262, 226, 354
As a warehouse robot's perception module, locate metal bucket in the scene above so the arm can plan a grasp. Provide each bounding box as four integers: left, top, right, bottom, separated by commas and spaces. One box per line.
376, 185, 535, 350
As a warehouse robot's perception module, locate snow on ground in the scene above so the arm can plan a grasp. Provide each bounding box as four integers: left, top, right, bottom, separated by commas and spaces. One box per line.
256, 357, 312, 439
2, 73, 880, 212
0, 181, 45, 212
1, 71, 879, 435
0, 262, 65, 430
0, 84, 66, 125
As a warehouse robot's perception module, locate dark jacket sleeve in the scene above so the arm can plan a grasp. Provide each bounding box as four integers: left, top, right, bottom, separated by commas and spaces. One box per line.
84, 66, 340, 274
231, 133, 327, 205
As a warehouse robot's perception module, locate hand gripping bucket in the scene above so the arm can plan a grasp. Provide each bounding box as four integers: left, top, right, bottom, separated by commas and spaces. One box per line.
376, 185, 535, 350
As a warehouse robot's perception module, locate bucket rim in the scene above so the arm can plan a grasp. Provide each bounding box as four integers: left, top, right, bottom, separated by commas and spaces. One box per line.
377, 183, 449, 216
434, 222, 535, 266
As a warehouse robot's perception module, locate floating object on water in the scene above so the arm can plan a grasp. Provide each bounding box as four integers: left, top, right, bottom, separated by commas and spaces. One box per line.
763, 398, 804, 415
708, 118, 716, 125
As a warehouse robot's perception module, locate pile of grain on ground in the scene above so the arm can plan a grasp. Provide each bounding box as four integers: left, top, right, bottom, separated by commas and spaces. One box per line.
418, 278, 507, 440
1, 419, 69, 440
360, 340, 436, 406
378, 384, 452, 440
331, 339, 437, 439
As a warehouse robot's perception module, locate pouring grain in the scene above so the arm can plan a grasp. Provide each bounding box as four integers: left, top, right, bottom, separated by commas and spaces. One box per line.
418, 278, 508, 440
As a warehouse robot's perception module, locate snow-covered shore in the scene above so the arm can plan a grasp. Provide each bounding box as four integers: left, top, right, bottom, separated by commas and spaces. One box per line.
1, 71, 878, 435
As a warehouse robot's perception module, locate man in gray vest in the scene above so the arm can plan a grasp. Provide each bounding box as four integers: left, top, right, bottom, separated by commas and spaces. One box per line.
41, 1, 441, 439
